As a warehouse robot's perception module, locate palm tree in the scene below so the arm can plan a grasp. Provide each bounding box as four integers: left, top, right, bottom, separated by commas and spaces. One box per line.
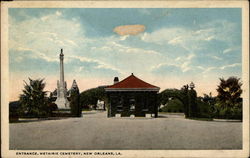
216, 76, 242, 108
19, 78, 49, 117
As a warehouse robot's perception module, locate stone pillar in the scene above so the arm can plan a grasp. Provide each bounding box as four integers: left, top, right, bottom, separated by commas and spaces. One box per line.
60, 49, 64, 88
55, 49, 69, 109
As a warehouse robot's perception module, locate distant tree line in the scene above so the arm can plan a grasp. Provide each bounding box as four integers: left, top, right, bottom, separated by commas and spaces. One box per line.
9, 76, 242, 121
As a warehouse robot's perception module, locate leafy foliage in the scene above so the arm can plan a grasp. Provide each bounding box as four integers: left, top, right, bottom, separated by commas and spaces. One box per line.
80, 87, 106, 109
158, 88, 191, 117
159, 86, 212, 118
158, 89, 185, 105
19, 78, 50, 117
196, 99, 212, 118
214, 77, 242, 120
160, 98, 184, 113
217, 77, 242, 108
213, 100, 242, 119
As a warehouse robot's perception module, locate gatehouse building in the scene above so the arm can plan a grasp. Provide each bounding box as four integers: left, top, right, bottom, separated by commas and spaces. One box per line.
105, 73, 160, 118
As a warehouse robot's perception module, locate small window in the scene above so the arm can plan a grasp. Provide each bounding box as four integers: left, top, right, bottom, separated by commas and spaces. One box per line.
129, 98, 135, 111
130, 104, 135, 110
117, 97, 123, 112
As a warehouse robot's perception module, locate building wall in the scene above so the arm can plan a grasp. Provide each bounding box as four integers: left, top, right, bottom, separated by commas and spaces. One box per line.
106, 91, 158, 117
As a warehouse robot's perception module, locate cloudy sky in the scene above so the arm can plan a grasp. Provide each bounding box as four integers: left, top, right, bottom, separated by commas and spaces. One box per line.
9, 8, 242, 101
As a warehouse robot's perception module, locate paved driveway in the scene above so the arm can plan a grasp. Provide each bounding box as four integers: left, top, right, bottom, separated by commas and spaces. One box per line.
9, 111, 242, 150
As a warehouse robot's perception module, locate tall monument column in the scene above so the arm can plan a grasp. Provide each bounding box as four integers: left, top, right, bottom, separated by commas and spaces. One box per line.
55, 49, 70, 109
60, 49, 64, 86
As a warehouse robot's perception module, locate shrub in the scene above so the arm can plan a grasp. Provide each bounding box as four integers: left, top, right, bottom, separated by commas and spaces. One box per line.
196, 99, 212, 118
160, 98, 184, 113
70, 88, 81, 117
48, 103, 58, 116
9, 101, 20, 122
214, 105, 242, 120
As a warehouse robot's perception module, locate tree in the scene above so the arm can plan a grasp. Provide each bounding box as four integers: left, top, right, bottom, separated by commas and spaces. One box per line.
216, 77, 242, 108
181, 85, 190, 117
188, 89, 197, 117
203, 92, 214, 105
69, 86, 81, 117
80, 87, 106, 109
19, 78, 49, 117
9, 101, 20, 121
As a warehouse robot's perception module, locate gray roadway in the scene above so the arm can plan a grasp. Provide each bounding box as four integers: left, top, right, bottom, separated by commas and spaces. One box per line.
9, 111, 242, 150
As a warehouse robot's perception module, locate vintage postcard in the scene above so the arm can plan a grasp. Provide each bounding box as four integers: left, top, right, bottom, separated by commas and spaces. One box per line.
1, 1, 249, 158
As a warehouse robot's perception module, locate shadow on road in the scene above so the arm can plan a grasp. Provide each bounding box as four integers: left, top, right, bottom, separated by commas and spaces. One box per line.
10, 117, 72, 123
157, 115, 168, 118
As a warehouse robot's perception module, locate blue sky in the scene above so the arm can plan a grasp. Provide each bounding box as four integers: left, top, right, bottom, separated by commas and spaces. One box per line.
9, 8, 242, 100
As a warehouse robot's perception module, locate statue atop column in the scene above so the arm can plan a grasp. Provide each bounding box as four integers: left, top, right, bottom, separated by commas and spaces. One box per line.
55, 49, 70, 109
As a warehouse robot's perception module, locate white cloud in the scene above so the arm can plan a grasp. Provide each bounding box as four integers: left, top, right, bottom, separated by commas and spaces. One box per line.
9, 11, 87, 64
152, 53, 195, 73
68, 55, 123, 74
65, 39, 78, 47
197, 66, 205, 70
197, 63, 241, 74
56, 11, 62, 16
100, 46, 112, 51
125, 47, 159, 55
223, 48, 233, 54
175, 57, 181, 61
187, 53, 195, 60
151, 63, 167, 71
220, 63, 241, 70
16, 47, 33, 52
210, 55, 222, 60
172, 53, 196, 72
201, 66, 217, 74
141, 28, 186, 45
120, 35, 129, 41
41, 15, 50, 21
168, 36, 182, 45
76, 66, 84, 73
68, 55, 96, 63
204, 36, 215, 41
103, 41, 160, 55
193, 28, 214, 35
200, 20, 237, 43
141, 20, 238, 55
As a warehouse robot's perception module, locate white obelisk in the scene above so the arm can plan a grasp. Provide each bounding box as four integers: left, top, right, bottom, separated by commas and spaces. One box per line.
55, 49, 69, 109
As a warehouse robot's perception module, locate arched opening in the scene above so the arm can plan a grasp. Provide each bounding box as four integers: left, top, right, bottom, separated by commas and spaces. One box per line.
158, 89, 187, 114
